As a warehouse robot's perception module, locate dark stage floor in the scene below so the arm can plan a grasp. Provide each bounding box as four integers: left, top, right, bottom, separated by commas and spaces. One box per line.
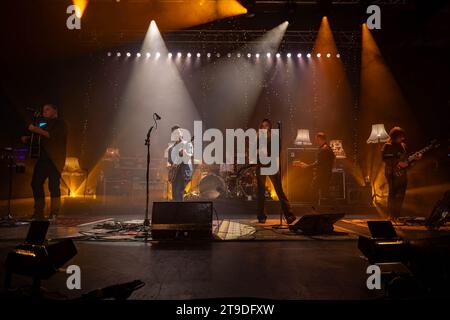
0, 238, 384, 300
0, 197, 448, 300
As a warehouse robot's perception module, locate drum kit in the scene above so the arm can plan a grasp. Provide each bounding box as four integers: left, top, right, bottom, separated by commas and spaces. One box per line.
185, 163, 258, 200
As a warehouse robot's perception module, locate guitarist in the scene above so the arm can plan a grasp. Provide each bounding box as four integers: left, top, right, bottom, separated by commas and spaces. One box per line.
166, 125, 193, 201
381, 127, 421, 220
21, 104, 67, 220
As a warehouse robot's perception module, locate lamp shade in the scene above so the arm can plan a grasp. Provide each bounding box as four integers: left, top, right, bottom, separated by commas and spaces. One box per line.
366, 124, 390, 144
330, 140, 346, 159
63, 157, 81, 172
294, 129, 312, 145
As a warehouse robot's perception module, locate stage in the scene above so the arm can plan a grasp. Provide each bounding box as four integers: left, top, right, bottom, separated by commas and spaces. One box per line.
1, 197, 448, 300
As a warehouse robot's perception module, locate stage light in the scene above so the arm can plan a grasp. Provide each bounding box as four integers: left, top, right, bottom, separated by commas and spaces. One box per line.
107, 52, 111, 57
227, 53, 232, 58
307, 53, 311, 58
197, 53, 201, 58
255, 53, 260, 58
247, 53, 251, 58
316, 53, 321, 58
126, 52, 131, 57
187, 52, 192, 58
150, 20, 157, 35
276, 53, 280, 58
146, 52, 151, 58
168, 52, 173, 58
326, 53, 331, 58
207, 53, 211, 58
156, 52, 161, 58
216, 53, 221, 58
266, 52, 271, 58
287, 53, 291, 58
177, 52, 182, 57
145, 0, 247, 30
236, 53, 241, 58
336, 53, 340, 58
72, 0, 88, 18
297, 53, 302, 58
116, 52, 121, 57
136, 53, 141, 58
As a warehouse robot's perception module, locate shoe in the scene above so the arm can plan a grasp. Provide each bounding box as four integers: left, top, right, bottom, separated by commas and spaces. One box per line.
286, 215, 297, 225
258, 217, 267, 224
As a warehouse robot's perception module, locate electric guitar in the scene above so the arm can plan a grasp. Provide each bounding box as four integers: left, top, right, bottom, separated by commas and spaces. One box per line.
394, 140, 440, 177
168, 136, 194, 183
28, 111, 47, 159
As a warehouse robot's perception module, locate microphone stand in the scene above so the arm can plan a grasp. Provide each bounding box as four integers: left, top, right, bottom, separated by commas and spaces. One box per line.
143, 114, 159, 240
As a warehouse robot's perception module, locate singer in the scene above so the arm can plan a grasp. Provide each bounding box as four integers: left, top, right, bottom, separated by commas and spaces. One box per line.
21, 104, 67, 220
256, 119, 296, 224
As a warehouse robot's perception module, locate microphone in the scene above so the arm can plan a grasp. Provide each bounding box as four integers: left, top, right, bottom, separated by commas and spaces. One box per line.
154, 113, 161, 120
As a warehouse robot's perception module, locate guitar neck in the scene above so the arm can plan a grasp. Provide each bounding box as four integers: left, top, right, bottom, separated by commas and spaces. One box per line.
407, 144, 434, 164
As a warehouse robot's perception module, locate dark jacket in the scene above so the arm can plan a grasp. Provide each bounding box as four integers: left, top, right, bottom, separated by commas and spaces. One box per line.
381, 142, 407, 178
312, 143, 335, 182
40, 118, 68, 173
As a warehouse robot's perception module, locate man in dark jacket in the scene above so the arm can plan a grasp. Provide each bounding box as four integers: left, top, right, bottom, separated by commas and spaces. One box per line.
299, 132, 335, 204
22, 104, 67, 220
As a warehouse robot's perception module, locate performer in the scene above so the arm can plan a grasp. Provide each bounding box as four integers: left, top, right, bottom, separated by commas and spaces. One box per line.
381, 127, 421, 220
298, 132, 335, 204
256, 119, 296, 224
166, 125, 193, 201
21, 104, 67, 220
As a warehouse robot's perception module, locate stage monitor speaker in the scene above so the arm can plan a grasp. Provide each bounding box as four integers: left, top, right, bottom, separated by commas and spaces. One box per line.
5, 221, 78, 289
358, 220, 409, 264
425, 190, 450, 230
151, 201, 213, 241
289, 213, 345, 235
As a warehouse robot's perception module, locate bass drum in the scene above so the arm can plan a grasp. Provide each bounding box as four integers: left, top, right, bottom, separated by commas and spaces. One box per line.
198, 174, 227, 200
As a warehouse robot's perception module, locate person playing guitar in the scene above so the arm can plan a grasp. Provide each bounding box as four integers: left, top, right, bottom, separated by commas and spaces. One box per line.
165, 125, 193, 201
21, 104, 67, 220
381, 127, 421, 220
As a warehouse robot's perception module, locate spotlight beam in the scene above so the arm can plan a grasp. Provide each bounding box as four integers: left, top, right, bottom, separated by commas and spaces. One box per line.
115, 20, 200, 157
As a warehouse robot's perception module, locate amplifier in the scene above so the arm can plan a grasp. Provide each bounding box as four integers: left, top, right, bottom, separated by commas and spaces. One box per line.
151, 201, 213, 241
329, 169, 346, 200
286, 148, 317, 202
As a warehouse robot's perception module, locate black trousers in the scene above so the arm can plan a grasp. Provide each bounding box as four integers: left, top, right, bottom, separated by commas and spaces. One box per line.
171, 164, 191, 201
31, 158, 61, 216
386, 174, 407, 218
310, 175, 332, 205
256, 167, 293, 220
